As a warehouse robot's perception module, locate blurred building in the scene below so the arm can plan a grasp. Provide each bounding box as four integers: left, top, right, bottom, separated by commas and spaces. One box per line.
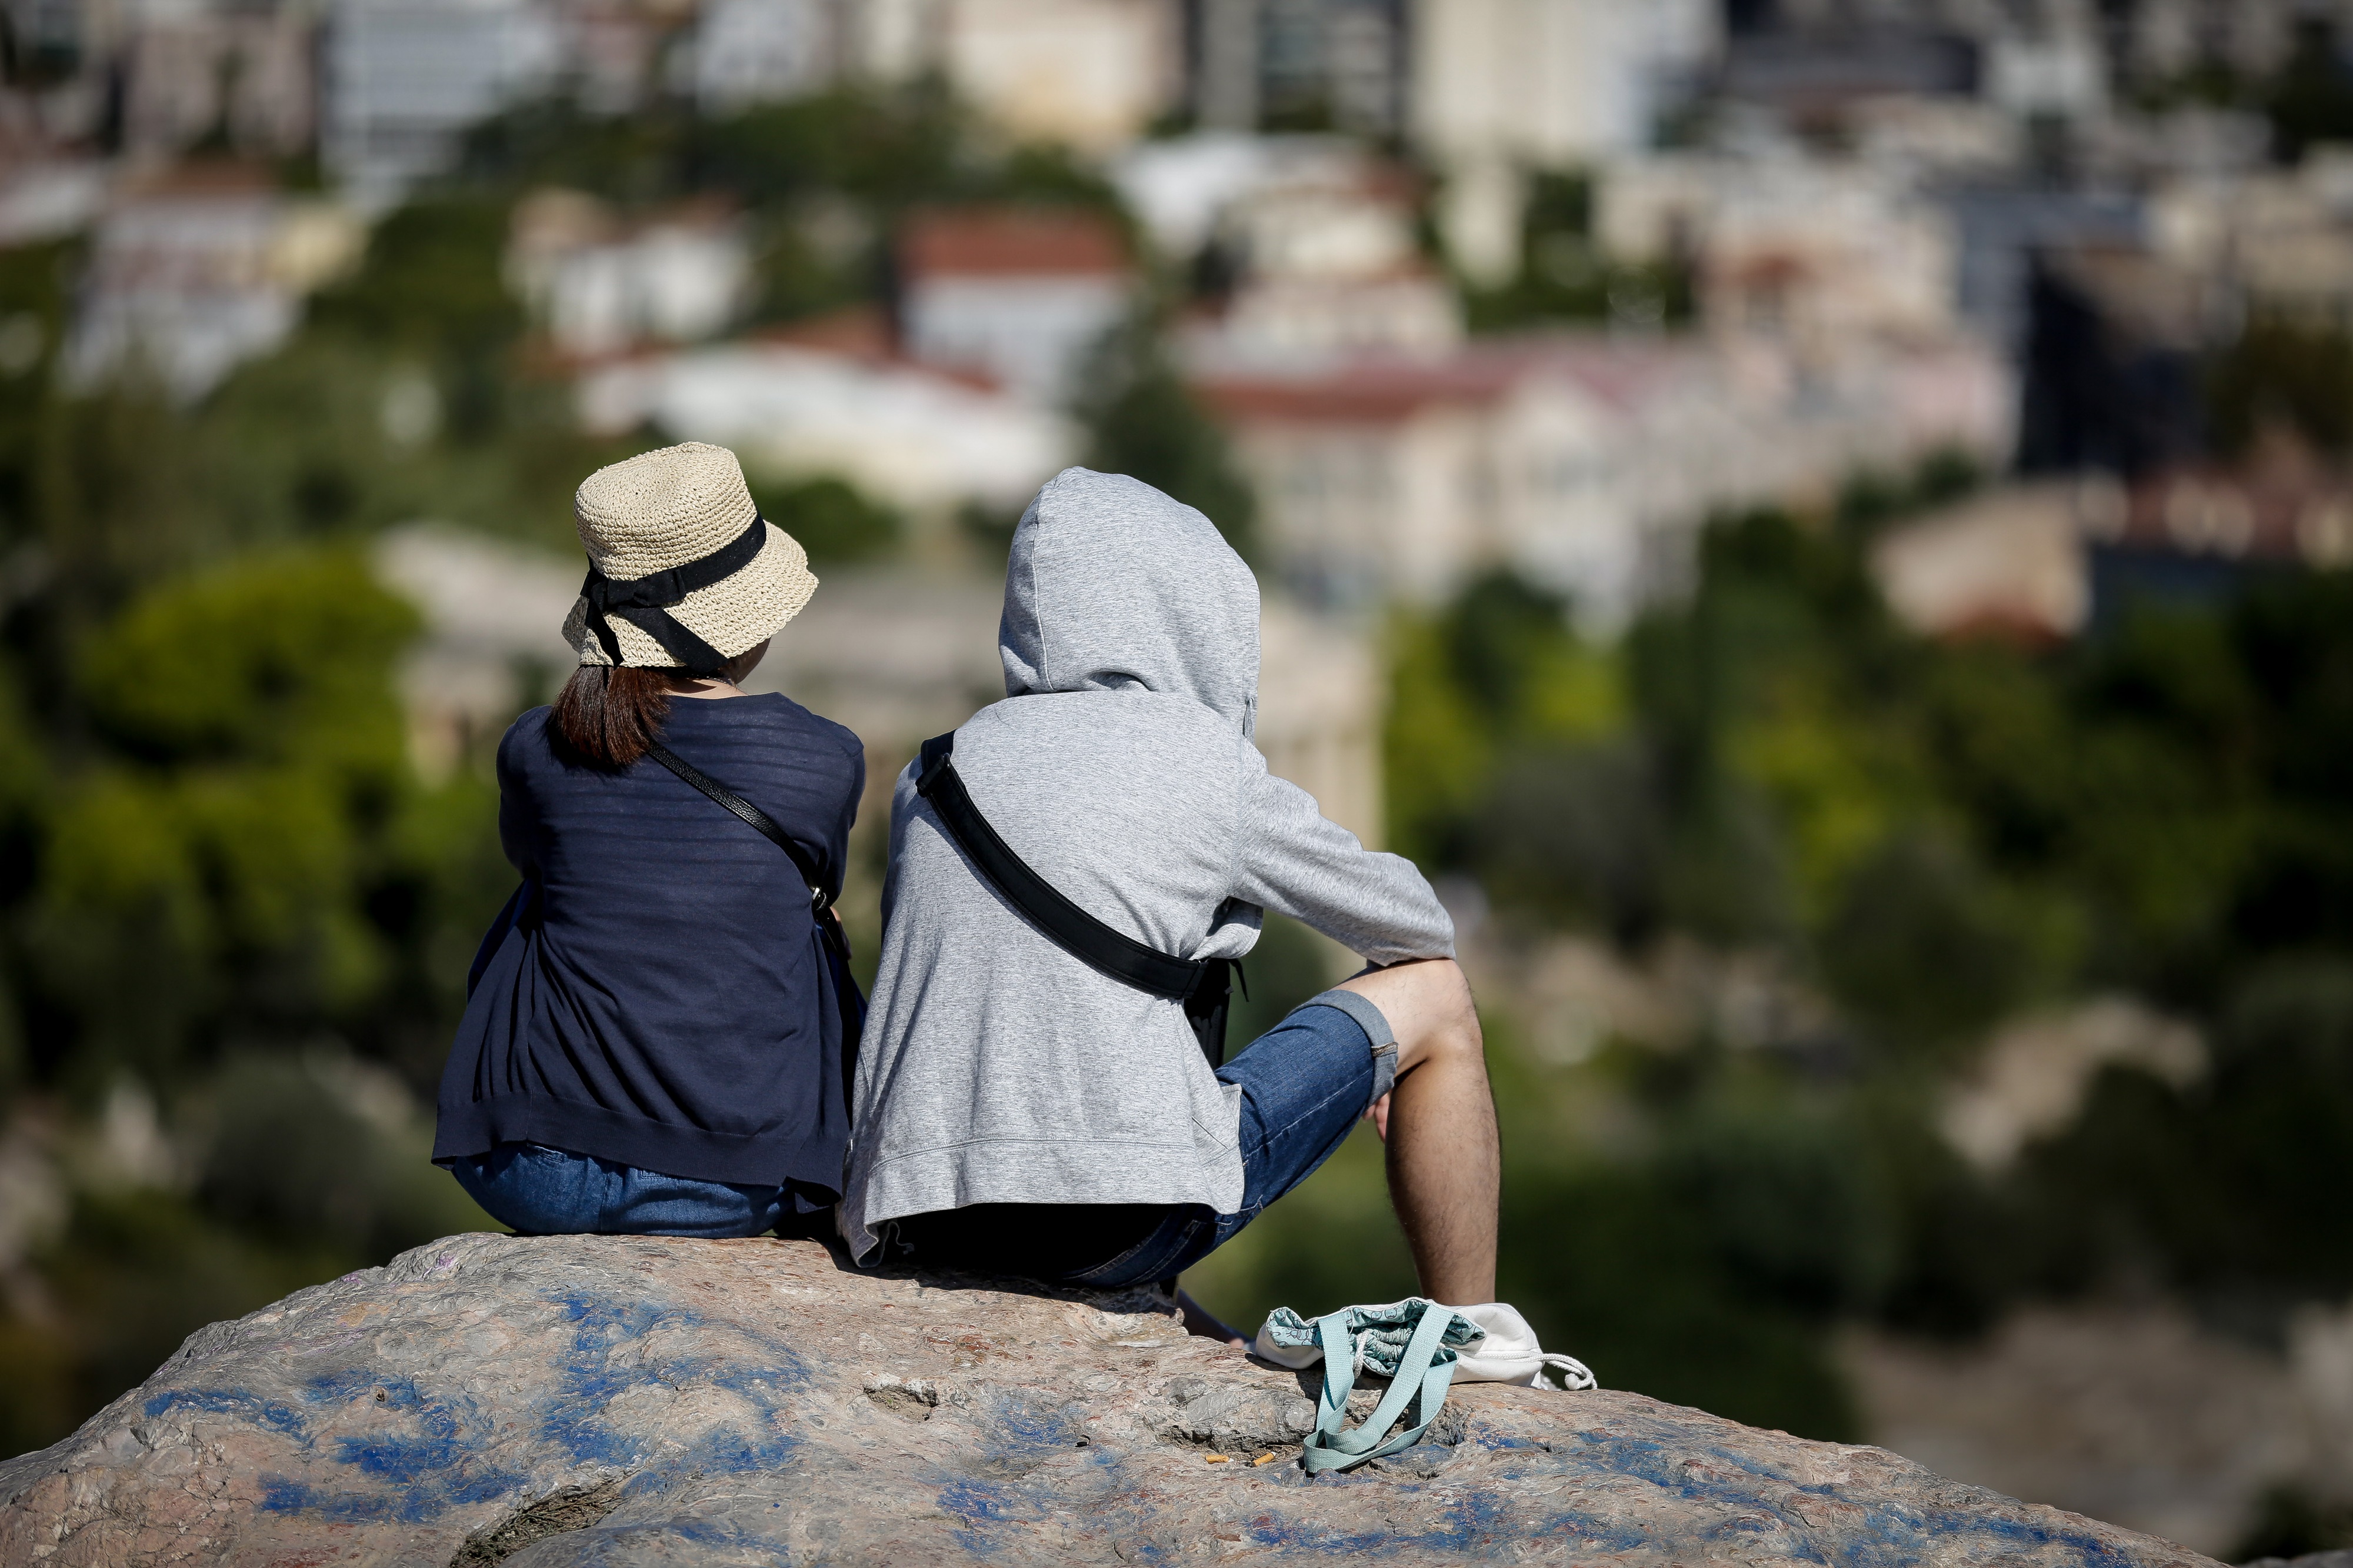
938, 0, 1181, 153
689, 0, 1179, 151
375, 524, 580, 780
1937, 185, 2144, 354
1413, 0, 1718, 165
1198, 332, 2013, 626
1978, 3, 2109, 121
691, 0, 839, 109
1178, 140, 1458, 365
2112, 0, 2304, 89
1601, 151, 1961, 350
896, 206, 1135, 404
64, 166, 365, 401
324, 0, 564, 189
508, 189, 751, 356
1717, 24, 1978, 114
1411, 0, 1719, 282
576, 331, 1078, 523
1188, 0, 1408, 135
1869, 481, 2094, 640
2085, 449, 2353, 625
2148, 149, 2353, 328
121, 6, 317, 164
0, 161, 108, 246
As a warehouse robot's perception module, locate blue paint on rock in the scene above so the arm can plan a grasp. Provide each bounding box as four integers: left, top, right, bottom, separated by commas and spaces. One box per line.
542, 1290, 811, 1476
301, 1369, 425, 1407
143, 1388, 308, 1439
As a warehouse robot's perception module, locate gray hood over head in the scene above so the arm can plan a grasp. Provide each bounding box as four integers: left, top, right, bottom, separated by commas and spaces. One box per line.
999, 468, 1259, 739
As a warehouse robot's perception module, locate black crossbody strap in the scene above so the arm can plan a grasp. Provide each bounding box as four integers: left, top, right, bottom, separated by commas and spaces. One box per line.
915, 732, 1205, 1001
646, 742, 834, 912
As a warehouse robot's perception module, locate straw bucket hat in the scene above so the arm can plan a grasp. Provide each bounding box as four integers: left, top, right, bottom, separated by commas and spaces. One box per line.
560, 442, 818, 672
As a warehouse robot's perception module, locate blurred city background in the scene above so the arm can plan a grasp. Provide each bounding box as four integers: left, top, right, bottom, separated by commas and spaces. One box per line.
0, 0, 2349, 1556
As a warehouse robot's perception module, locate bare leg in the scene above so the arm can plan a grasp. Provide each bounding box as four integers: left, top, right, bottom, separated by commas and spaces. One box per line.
1334, 959, 1499, 1306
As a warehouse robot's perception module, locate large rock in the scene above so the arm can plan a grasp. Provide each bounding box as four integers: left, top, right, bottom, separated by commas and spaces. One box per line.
0, 1233, 2219, 1566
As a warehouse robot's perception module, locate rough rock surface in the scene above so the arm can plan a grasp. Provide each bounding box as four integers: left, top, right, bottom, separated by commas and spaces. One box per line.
0, 1233, 2222, 1566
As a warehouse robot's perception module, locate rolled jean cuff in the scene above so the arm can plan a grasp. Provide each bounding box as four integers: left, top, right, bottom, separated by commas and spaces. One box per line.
1299, 987, 1398, 1103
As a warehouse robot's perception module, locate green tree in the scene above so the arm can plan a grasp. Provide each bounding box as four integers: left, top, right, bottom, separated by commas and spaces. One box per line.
748, 475, 902, 565
1072, 315, 1258, 554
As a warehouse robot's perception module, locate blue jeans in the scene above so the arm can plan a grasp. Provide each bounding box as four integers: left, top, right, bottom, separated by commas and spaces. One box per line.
449, 1142, 801, 1239
887, 989, 1399, 1287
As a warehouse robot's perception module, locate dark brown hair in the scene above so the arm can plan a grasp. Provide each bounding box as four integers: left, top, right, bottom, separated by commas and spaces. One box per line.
554, 665, 672, 768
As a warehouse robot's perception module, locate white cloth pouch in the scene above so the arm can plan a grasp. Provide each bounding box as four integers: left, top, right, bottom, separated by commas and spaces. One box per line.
1254, 1298, 1596, 1391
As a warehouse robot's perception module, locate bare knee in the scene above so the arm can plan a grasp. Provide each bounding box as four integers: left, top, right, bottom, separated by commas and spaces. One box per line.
1335, 958, 1483, 1077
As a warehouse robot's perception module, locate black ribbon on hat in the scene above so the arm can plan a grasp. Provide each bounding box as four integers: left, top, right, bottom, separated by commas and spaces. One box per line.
579, 513, 767, 675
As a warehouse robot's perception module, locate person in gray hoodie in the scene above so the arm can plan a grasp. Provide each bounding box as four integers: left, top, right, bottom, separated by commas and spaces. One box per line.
841, 468, 1499, 1315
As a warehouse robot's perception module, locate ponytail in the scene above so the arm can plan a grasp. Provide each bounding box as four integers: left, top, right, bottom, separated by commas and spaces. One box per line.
553, 665, 671, 768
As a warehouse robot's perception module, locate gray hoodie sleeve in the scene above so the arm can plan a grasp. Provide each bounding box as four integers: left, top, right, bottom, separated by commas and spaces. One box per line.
1230, 742, 1455, 965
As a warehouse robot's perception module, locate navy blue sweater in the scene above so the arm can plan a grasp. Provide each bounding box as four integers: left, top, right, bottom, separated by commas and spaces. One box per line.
434, 693, 865, 1197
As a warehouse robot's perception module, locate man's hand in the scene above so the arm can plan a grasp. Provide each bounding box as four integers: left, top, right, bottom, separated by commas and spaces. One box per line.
1364, 1092, 1391, 1141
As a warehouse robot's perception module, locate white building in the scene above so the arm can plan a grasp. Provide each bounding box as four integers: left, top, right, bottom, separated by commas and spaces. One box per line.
0, 162, 108, 248
721, 0, 1176, 151
898, 206, 1135, 405
692, 0, 838, 110
324, 0, 563, 191
1983, 21, 2108, 121
65, 172, 366, 401
122, 8, 316, 162
508, 191, 751, 356
1601, 151, 1962, 351
1870, 482, 2094, 642
1410, 0, 1721, 281
1199, 332, 2014, 628
1116, 135, 1458, 366
937, 0, 1179, 154
576, 337, 1078, 521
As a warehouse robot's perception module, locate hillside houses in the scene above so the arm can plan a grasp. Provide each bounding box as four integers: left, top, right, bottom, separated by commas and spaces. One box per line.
1201, 333, 2011, 626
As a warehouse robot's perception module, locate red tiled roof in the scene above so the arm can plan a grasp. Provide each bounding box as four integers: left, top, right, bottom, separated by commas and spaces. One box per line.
1199, 362, 1515, 425
1194, 335, 1691, 428
756, 304, 895, 362
118, 159, 277, 199
899, 206, 1129, 280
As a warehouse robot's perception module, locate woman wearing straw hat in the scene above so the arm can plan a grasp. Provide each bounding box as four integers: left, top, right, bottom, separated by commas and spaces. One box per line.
432, 442, 866, 1238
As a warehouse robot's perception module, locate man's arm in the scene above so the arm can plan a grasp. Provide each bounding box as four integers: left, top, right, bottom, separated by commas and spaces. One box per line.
1229, 746, 1455, 963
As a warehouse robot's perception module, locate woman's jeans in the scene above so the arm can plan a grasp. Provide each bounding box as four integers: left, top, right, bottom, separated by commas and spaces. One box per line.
450, 1142, 801, 1239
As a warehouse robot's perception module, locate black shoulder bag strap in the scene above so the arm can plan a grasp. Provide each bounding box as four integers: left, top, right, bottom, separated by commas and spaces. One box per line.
645, 742, 866, 1067
915, 731, 1231, 1068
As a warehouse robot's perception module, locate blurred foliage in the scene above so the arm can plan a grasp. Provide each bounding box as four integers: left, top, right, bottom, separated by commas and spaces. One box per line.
2208, 316, 2353, 460
748, 475, 902, 566
0, 543, 504, 1451
2232, 1481, 2353, 1562
1458, 169, 1698, 335
1071, 313, 1259, 556
1197, 449, 2353, 1444
2269, 20, 2353, 164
